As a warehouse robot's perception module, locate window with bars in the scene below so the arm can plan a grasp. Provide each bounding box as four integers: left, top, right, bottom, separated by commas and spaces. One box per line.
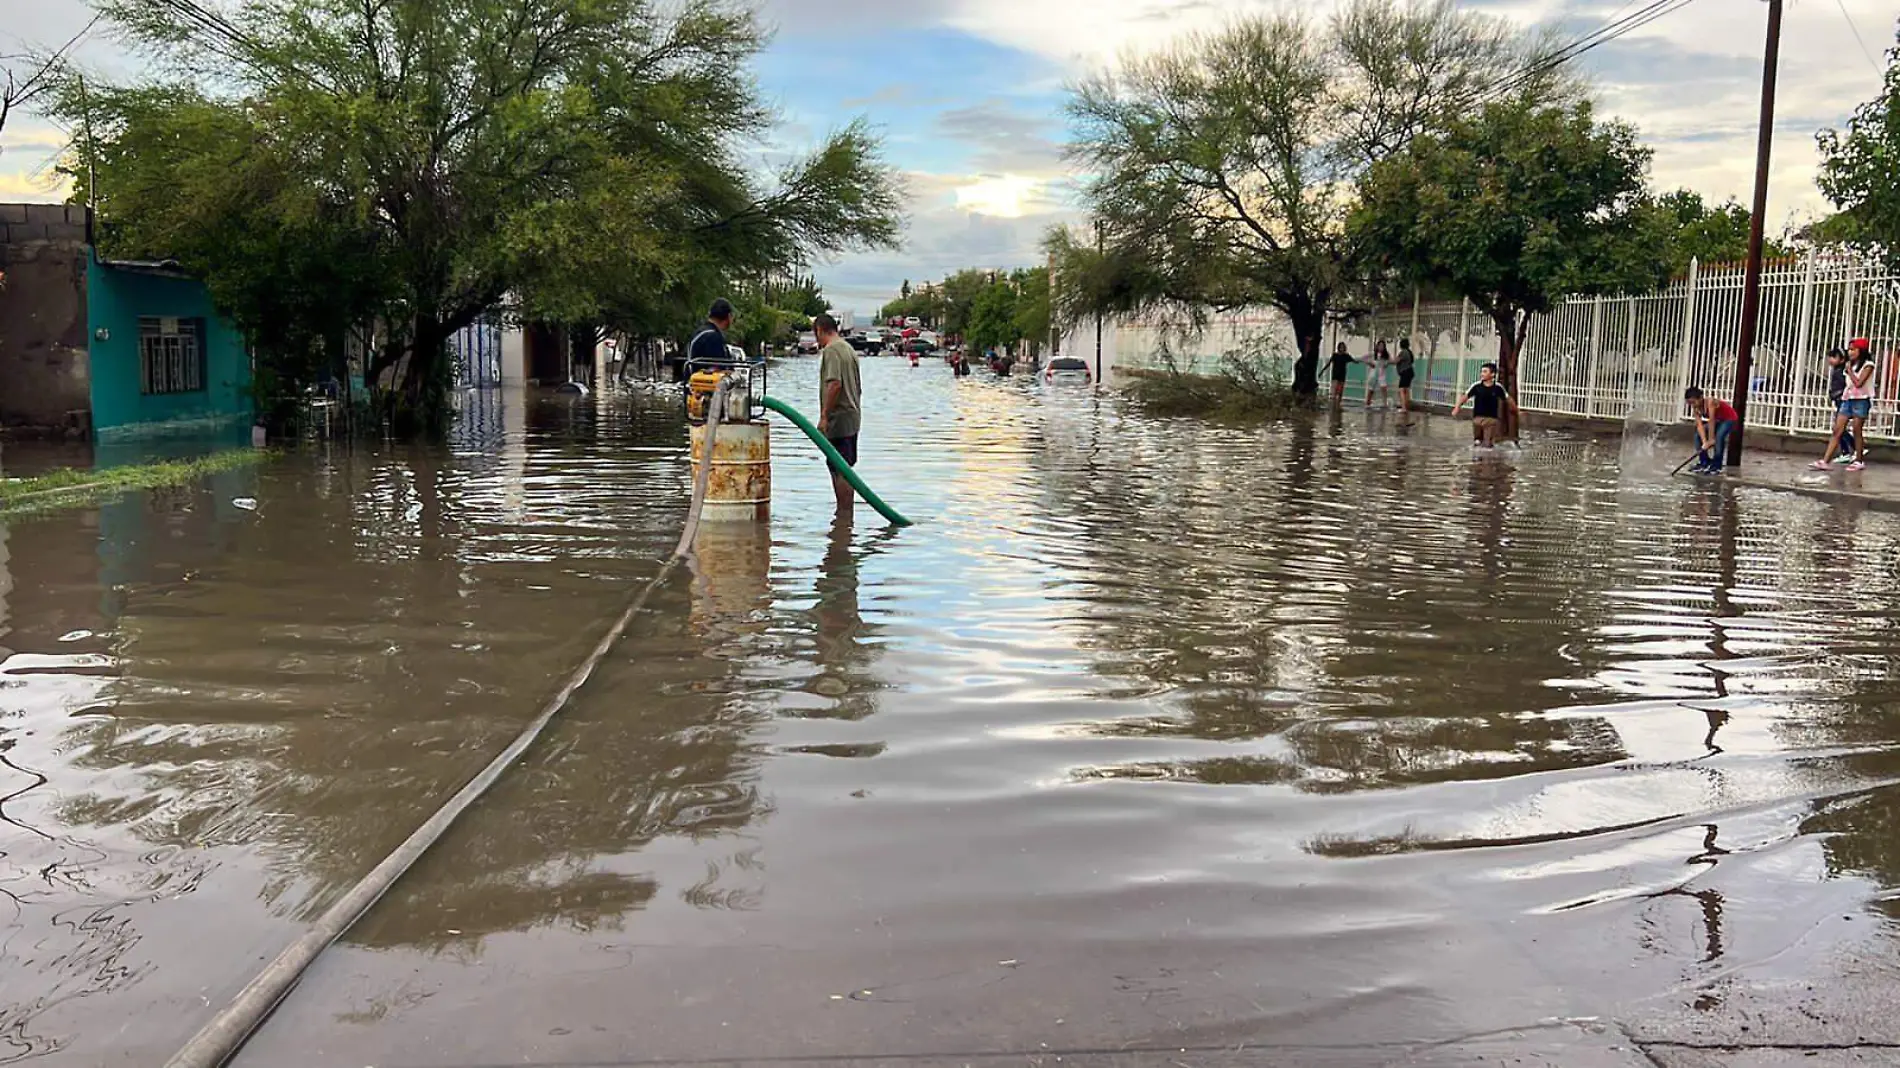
138, 316, 207, 395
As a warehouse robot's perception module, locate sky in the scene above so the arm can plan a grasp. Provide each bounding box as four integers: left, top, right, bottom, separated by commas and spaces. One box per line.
3, 0, 1894, 319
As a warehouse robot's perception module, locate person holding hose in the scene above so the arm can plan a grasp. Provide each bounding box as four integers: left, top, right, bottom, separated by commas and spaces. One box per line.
1683, 386, 1738, 474
814, 313, 863, 518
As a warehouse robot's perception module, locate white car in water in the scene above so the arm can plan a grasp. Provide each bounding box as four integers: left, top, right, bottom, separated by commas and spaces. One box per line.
1044, 357, 1093, 386
795, 332, 819, 355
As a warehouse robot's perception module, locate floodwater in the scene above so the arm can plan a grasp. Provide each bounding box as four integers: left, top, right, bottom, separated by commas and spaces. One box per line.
5, 360, 1900, 1067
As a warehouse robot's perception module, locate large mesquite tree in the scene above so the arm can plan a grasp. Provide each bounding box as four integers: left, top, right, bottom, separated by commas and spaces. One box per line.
68, 0, 901, 432
1351, 99, 1669, 406
1053, 0, 1558, 396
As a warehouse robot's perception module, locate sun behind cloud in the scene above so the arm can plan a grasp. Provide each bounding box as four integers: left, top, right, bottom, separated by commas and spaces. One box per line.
955, 174, 1043, 219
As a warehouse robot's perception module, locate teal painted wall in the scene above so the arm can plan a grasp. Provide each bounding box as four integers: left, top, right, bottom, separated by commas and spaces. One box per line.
86, 253, 251, 438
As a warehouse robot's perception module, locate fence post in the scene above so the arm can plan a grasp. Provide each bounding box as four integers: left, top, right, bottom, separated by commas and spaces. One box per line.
1842, 263, 1859, 347
1586, 295, 1603, 417
1675, 258, 1700, 423
1623, 296, 1638, 420
1455, 298, 1472, 404
1790, 251, 1818, 435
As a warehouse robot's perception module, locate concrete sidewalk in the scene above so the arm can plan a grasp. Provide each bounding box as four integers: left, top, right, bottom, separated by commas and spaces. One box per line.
1703, 449, 1900, 512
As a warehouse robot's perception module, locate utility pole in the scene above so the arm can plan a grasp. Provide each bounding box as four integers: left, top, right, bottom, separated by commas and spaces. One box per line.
1727, 0, 1783, 470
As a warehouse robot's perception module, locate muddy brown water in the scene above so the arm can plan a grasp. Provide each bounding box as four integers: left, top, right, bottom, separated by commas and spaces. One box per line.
4, 360, 1900, 1066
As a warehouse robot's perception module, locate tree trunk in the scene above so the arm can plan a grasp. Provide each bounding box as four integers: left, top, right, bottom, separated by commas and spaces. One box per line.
1287, 304, 1324, 398
1493, 309, 1525, 440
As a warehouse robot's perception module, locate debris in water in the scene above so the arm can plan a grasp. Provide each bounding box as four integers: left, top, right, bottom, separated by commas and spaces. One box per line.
233, 498, 258, 511
58, 630, 93, 642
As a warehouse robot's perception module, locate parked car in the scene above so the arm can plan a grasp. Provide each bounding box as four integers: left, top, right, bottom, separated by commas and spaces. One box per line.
796, 331, 819, 355
1044, 357, 1093, 386
904, 316, 922, 329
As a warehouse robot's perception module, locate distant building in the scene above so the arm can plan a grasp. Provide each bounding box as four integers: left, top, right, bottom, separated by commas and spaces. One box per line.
0, 202, 252, 440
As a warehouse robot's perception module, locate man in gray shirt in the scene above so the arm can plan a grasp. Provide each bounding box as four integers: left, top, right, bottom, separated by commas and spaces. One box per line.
814, 313, 862, 517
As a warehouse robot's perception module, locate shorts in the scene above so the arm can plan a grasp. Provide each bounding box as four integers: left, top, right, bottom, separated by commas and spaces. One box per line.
1397, 368, 1415, 389
826, 434, 859, 472
1839, 398, 1872, 419
1472, 416, 1500, 443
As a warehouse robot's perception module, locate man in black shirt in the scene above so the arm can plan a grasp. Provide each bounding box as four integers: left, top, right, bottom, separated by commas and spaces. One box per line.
684, 298, 737, 378
1451, 362, 1514, 447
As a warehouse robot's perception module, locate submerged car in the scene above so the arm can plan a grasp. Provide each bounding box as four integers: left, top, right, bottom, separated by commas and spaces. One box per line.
1044, 357, 1093, 385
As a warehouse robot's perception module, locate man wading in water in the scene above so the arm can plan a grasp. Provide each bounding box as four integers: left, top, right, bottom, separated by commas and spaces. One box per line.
814, 314, 863, 519
1452, 363, 1515, 448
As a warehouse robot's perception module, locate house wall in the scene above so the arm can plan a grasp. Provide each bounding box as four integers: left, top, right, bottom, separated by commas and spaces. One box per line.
86, 253, 252, 439
0, 204, 91, 431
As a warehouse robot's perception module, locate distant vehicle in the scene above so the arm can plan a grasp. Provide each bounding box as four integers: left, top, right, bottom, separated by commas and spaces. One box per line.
796, 332, 818, 355
1044, 357, 1093, 386
904, 316, 922, 329
902, 338, 935, 357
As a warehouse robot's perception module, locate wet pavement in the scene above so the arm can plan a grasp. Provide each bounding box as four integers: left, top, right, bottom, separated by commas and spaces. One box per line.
5, 363, 1900, 1066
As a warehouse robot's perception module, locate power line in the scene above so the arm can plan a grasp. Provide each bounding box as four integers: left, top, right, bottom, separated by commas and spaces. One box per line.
1476, 0, 1702, 106
1831, 0, 1881, 71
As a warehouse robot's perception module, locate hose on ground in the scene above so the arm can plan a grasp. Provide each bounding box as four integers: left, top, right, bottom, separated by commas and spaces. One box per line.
162, 378, 732, 1068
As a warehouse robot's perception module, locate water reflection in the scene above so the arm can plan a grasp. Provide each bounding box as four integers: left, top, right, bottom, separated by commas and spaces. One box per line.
5, 368, 1900, 1065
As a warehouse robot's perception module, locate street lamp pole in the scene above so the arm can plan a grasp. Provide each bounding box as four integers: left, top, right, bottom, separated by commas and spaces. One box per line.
1727, 0, 1783, 470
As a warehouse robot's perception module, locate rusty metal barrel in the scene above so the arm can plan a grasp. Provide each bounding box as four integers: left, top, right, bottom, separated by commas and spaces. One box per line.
689, 419, 770, 523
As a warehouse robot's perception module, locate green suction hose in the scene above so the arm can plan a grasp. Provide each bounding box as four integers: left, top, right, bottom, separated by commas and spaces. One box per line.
759, 394, 912, 527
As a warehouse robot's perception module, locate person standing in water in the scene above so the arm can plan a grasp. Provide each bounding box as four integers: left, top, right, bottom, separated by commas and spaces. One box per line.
1395, 338, 1417, 413
814, 314, 863, 517
1364, 339, 1392, 408
1328, 342, 1355, 405
1451, 362, 1514, 448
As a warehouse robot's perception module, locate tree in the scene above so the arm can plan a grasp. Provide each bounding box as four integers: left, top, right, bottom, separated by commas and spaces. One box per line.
1352, 99, 1668, 408
967, 278, 1019, 354
1012, 267, 1051, 352
1651, 190, 1786, 275
1817, 25, 1900, 265
0, 19, 93, 139
1056, 0, 1560, 397
69, 0, 902, 433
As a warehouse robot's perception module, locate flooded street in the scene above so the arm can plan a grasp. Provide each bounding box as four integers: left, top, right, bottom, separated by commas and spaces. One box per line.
7, 359, 1900, 1066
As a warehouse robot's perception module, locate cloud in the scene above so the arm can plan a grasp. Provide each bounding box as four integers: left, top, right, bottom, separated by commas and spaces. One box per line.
841, 85, 952, 109
933, 98, 1066, 174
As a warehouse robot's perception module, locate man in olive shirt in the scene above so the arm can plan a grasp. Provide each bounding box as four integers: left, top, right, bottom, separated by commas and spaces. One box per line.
813, 314, 862, 516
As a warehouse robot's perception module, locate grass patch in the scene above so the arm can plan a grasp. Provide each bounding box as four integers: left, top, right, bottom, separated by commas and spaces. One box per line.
0, 449, 268, 513
1127, 333, 1305, 422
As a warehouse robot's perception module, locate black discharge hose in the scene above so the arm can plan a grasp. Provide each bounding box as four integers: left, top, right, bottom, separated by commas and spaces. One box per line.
163, 379, 734, 1068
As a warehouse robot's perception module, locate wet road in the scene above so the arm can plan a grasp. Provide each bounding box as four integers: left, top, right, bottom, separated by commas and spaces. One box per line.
5, 360, 1900, 1066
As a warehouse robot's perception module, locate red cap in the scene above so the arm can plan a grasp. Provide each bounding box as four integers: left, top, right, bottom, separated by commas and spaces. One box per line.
1850, 337, 1871, 351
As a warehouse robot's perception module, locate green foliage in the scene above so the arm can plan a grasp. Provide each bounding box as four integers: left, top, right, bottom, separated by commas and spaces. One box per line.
1817, 26, 1900, 266
1126, 333, 1302, 421
1650, 190, 1787, 274
60, 0, 902, 434
1351, 99, 1667, 388
1012, 267, 1051, 346
967, 278, 1019, 352
1057, 0, 1564, 393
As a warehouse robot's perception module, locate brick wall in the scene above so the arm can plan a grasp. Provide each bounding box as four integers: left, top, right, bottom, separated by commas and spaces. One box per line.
0, 203, 92, 431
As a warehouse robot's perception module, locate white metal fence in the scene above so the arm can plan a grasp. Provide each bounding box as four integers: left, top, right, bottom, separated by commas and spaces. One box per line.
1103, 254, 1900, 440
1350, 255, 1900, 438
